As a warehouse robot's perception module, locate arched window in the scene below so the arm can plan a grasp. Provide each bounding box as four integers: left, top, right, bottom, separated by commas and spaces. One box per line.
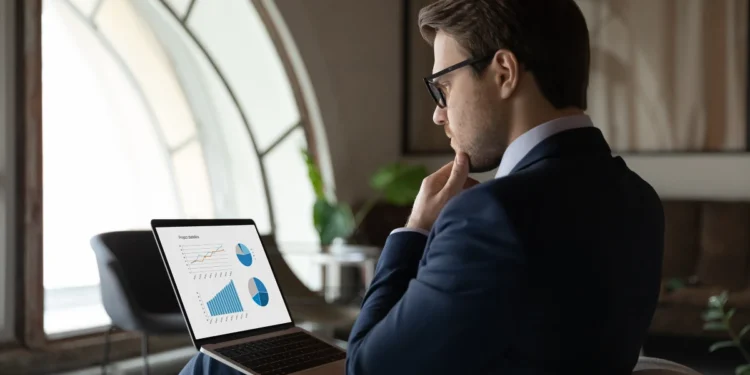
42, 0, 324, 336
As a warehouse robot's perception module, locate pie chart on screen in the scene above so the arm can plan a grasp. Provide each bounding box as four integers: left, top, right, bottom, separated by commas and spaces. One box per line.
248, 277, 269, 307
236, 243, 253, 267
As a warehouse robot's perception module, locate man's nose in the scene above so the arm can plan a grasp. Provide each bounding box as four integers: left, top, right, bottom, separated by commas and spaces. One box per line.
433, 105, 447, 126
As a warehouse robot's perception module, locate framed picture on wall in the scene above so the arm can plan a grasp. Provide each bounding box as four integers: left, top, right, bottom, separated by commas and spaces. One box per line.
402, 0, 750, 155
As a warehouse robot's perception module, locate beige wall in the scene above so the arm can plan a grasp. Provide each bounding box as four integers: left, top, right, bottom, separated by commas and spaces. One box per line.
272, 0, 750, 202
416, 154, 750, 200
273, 0, 404, 204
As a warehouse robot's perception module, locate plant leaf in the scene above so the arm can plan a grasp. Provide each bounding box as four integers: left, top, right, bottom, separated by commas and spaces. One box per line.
702, 309, 724, 322
703, 321, 728, 331
735, 364, 750, 375
739, 324, 750, 339
302, 149, 325, 199
370, 163, 427, 206
665, 278, 686, 293
313, 198, 333, 234
325, 203, 355, 244
709, 296, 721, 309
726, 308, 736, 321
709, 340, 736, 352
313, 199, 355, 246
709, 292, 730, 309
720, 291, 730, 304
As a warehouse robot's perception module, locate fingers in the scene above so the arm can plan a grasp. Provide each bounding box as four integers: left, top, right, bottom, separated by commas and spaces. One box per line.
442, 152, 470, 196
423, 161, 454, 188
434, 161, 454, 176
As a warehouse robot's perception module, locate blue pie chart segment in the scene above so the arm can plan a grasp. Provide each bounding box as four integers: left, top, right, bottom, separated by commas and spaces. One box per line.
236, 243, 253, 267
248, 277, 269, 307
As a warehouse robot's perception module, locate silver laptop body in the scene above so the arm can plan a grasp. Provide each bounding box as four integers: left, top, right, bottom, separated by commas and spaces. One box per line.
151, 219, 345, 375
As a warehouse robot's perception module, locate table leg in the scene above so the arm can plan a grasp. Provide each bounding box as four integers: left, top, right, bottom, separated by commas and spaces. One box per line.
362, 259, 376, 288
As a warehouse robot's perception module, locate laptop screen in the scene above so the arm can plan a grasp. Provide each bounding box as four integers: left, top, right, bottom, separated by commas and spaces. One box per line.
155, 224, 292, 340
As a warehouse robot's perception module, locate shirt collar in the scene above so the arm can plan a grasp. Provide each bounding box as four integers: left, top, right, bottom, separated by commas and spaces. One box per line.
495, 115, 593, 178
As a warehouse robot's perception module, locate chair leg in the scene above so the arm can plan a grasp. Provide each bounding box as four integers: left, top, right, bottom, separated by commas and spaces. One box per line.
142, 333, 149, 375
102, 325, 116, 375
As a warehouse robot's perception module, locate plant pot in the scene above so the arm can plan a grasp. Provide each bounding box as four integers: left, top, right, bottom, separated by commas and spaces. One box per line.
320, 237, 380, 305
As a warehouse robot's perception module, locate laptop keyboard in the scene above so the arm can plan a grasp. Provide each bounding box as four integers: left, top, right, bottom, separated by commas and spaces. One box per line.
215, 332, 346, 375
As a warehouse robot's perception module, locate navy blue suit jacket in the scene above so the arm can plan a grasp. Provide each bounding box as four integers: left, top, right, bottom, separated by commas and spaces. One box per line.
346, 127, 664, 375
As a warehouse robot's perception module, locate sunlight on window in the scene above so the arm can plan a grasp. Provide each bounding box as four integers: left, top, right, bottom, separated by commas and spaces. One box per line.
42, 0, 324, 336
42, 1, 181, 335
134, 0, 273, 232
97, 0, 199, 150
188, 0, 300, 151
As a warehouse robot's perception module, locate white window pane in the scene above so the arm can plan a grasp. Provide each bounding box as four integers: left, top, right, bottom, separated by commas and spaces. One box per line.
96, 0, 198, 149
188, 0, 301, 151
182, 30, 272, 231
135, 0, 272, 232
172, 141, 215, 218
44, 286, 110, 336
163, 0, 194, 18
264, 129, 319, 290
42, 0, 181, 335
68, 0, 99, 16
264, 128, 317, 244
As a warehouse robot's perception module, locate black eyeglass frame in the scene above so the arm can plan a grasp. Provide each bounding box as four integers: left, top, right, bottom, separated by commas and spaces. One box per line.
423, 54, 495, 108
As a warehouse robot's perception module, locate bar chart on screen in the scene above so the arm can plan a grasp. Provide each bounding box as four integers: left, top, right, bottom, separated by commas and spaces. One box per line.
197, 281, 250, 323
192, 271, 232, 281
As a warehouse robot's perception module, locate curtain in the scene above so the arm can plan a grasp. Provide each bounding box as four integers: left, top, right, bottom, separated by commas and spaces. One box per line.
577, 0, 748, 151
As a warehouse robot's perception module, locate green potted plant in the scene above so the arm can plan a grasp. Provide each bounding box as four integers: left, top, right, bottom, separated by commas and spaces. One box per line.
702, 291, 750, 375
302, 149, 427, 247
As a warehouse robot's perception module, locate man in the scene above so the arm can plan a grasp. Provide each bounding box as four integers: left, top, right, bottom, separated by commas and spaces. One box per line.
181, 0, 663, 374
346, 0, 663, 374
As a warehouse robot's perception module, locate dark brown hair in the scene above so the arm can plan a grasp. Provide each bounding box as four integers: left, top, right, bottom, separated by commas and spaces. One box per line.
419, 0, 590, 110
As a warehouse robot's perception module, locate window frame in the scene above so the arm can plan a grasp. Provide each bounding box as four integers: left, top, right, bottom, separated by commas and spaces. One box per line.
0, 0, 19, 349
0, 0, 329, 371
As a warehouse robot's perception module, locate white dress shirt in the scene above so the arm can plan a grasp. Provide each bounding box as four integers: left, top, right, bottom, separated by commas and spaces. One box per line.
392, 114, 593, 237
495, 114, 593, 178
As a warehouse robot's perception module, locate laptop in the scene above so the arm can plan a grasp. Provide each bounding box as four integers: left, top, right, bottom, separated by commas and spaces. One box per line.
151, 219, 346, 375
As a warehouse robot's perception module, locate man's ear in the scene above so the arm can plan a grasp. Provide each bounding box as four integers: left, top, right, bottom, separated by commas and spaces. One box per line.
493, 50, 520, 100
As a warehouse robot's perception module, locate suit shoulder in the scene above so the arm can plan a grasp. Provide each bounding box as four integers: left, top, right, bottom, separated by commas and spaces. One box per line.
454, 172, 540, 209
440, 180, 513, 224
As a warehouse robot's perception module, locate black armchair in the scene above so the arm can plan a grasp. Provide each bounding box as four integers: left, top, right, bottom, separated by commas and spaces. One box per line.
91, 230, 187, 374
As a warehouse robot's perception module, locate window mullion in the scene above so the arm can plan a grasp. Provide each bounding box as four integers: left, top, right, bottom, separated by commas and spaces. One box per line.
182, 0, 197, 23
0, 0, 16, 346
18, 0, 46, 350
170, 134, 198, 154
259, 122, 301, 158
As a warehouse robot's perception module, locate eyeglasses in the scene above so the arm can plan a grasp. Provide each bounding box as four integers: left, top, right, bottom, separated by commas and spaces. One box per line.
423, 54, 494, 108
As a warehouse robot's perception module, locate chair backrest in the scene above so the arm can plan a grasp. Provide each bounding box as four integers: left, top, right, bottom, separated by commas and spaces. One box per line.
261, 236, 323, 302
261, 236, 360, 325
632, 357, 702, 375
91, 230, 181, 330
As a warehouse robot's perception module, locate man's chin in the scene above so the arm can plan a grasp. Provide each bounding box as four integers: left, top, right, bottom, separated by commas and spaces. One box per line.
453, 146, 501, 173
466, 154, 502, 174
